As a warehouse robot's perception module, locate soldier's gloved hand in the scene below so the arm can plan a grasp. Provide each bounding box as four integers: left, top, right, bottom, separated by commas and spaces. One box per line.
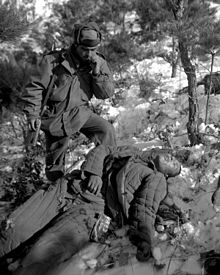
87, 175, 102, 195
28, 118, 41, 131
89, 52, 101, 76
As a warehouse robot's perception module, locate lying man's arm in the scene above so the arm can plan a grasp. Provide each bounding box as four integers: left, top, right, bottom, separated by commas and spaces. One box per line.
128, 172, 167, 261
81, 145, 114, 194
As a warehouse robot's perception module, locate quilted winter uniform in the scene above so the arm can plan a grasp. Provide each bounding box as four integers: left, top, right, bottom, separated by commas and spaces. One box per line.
82, 145, 168, 259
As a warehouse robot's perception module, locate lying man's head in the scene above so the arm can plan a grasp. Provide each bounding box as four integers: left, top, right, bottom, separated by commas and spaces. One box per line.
151, 151, 181, 177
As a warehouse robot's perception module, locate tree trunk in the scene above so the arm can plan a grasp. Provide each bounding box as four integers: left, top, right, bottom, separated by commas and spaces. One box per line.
179, 41, 200, 145
171, 37, 179, 78
167, 0, 200, 145
171, 53, 179, 78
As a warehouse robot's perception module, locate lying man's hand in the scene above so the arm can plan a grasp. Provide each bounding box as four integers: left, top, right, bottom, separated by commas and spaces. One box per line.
87, 175, 102, 195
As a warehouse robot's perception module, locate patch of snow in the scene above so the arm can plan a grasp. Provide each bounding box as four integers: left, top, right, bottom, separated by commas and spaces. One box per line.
134, 102, 151, 110
136, 57, 172, 79
182, 222, 195, 235
1, 166, 13, 172
209, 1, 220, 20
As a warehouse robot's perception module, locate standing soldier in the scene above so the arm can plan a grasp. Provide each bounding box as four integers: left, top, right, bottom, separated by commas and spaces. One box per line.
23, 21, 116, 189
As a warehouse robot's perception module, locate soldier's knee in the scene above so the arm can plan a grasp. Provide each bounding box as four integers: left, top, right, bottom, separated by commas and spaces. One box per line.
98, 123, 116, 146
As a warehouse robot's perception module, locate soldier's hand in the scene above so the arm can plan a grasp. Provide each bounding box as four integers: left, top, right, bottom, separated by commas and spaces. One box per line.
89, 52, 101, 76
28, 118, 41, 131
87, 175, 102, 195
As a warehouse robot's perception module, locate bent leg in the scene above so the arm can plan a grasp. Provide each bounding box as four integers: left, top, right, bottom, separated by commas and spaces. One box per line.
45, 133, 69, 181
80, 113, 117, 147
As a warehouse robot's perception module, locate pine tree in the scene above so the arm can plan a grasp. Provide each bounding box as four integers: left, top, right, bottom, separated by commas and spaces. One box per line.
135, 0, 219, 145
165, 0, 218, 145
0, 1, 28, 43
135, 0, 180, 77
0, 1, 29, 122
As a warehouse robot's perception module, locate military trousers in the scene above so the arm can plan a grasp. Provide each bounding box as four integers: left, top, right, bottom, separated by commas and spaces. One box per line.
44, 112, 116, 181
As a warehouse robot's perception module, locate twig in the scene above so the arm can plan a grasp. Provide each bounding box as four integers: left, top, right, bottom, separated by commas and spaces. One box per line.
205, 53, 215, 125
166, 243, 178, 275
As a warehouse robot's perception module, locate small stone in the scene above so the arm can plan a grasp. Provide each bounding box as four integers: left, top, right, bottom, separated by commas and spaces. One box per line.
156, 225, 165, 232
159, 233, 168, 241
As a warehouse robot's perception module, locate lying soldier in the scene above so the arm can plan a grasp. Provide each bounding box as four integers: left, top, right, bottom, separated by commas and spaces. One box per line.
81, 145, 182, 261
1, 145, 182, 274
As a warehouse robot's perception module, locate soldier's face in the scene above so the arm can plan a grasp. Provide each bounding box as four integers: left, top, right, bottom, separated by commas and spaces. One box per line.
76, 45, 97, 62
154, 153, 181, 177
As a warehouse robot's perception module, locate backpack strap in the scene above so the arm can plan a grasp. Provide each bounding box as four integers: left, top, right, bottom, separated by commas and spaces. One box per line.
40, 49, 65, 116
40, 73, 56, 116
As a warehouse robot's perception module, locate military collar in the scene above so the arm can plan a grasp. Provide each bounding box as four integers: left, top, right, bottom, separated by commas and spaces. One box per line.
59, 48, 80, 75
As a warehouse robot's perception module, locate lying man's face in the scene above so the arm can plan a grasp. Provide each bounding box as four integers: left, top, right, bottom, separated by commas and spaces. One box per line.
153, 153, 181, 177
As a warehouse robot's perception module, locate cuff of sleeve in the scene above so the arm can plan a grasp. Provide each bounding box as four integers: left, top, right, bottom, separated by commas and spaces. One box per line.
92, 74, 109, 82
81, 145, 111, 177
82, 169, 102, 178
26, 114, 39, 122
92, 71, 100, 77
